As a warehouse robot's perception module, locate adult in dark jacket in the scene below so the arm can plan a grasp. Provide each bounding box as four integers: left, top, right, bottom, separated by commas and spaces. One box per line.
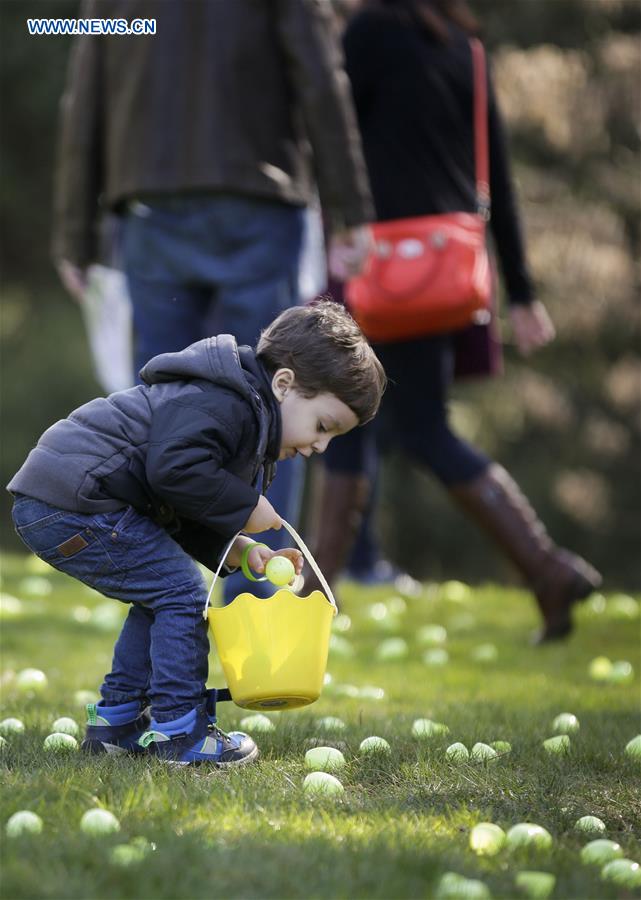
53, 0, 375, 602
9, 302, 386, 765
308, 0, 601, 642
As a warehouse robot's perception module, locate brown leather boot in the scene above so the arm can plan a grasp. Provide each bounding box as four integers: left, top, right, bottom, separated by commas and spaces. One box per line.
303, 469, 371, 599
448, 463, 602, 642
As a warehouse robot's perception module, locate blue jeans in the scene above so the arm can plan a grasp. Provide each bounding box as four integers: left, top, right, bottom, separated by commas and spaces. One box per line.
123, 192, 305, 600
12, 496, 211, 722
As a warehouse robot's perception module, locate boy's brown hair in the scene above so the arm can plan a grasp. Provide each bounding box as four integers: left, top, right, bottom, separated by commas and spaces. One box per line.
257, 300, 386, 424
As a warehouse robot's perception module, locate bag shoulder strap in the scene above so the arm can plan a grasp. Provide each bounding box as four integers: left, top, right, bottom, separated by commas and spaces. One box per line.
469, 37, 490, 219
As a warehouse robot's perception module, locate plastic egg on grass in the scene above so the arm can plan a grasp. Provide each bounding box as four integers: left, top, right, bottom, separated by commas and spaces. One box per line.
574, 815, 606, 836
589, 656, 612, 681
542, 735, 570, 755
44, 732, 79, 752
608, 660, 633, 684
329, 634, 355, 658
265, 555, 295, 586
367, 602, 398, 629
92, 603, 124, 631
491, 740, 512, 754
80, 809, 121, 835
607, 593, 639, 619
580, 840, 623, 866
18, 576, 52, 597
506, 823, 553, 852
376, 637, 409, 661
412, 718, 449, 740
303, 771, 344, 796
359, 736, 390, 754
472, 644, 498, 663
469, 822, 506, 856
16, 668, 48, 693
441, 580, 471, 602
6, 811, 43, 837
624, 735, 641, 760
239, 714, 275, 733
435, 873, 490, 900
394, 574, 422, 598
471, 742, 498, 761
552, 713, 579, 735
110, 843, 148, 867
316, 716, 346, 733
601, 859, 641, 889
0, 718, 25, 736
51, 717, 80, 737
71, 606, 92, 623
304, 746, 346, 772
358, 685, 385, 701
332, 684, 359, 699
446, 742, 469, 762
423, 649, 449, 666
386, 595, 407, 615
332, 613, 351, 633
514, 871, 556, 899
417, 624, 447, 646
0, 594, 23, 618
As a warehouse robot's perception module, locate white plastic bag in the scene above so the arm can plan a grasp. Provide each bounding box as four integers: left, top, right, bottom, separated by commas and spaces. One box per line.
82, 264, 134, 393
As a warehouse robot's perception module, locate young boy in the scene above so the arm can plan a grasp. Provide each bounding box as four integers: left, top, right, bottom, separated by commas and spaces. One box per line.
8, 302, 385, 766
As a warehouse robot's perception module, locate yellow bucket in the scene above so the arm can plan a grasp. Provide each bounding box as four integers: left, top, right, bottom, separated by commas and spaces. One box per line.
207, 589, 334, 709
203, 520, 337, 710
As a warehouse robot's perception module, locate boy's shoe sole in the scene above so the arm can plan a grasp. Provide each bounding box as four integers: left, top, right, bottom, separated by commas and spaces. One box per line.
163, 742, 260, 768
80, 738, 146, 756
142, 724, 260, 767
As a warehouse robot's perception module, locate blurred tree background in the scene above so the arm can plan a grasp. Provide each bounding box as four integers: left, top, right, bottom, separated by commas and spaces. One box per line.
1, 1, 639, 587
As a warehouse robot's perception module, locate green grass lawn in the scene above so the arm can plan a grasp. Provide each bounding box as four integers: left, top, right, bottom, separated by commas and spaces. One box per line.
1, 553, 639, 900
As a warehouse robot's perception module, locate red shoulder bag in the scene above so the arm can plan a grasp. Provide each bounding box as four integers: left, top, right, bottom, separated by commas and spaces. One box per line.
346, 38, 492, 342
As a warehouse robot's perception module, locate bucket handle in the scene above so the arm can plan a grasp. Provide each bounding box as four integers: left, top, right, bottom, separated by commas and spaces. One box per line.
202, 518, 337, 619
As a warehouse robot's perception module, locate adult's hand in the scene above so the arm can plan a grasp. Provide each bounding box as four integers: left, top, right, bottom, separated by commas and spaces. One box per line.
327, 225, 372, 281
509, 300, 556, 357
57, 259, 87, 304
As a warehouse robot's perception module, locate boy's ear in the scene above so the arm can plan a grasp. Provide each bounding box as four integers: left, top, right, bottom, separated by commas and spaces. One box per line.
271, 368, 296, 401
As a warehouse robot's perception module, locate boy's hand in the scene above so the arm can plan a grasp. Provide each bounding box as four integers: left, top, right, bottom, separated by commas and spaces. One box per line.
246, 545, 304, 580
244, 495, 282, 533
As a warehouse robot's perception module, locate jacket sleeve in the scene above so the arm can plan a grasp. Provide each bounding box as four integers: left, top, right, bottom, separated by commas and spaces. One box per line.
145, 394, 261, 539
52, 0, 104, 267
487, 65, 535, 306
274, 0, 374, 231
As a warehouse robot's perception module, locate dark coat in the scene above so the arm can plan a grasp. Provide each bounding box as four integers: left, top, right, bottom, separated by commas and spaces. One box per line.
8, 337, 281, 570
53, 0, 373, 266
343, 7, 534, 307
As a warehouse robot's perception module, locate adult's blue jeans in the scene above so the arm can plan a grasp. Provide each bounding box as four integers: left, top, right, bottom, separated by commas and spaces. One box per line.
122, 193, 305, 600
12, 496, 211, 722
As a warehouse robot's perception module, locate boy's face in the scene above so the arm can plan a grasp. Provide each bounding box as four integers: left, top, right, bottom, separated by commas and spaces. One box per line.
272, 369, 358, 461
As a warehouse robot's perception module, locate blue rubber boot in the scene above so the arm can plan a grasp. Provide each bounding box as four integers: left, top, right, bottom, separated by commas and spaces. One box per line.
81, 700, 151, 755
138, 706, 258, 767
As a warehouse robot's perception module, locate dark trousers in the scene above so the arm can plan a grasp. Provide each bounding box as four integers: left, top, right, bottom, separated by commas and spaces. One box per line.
323, 333, 489, 571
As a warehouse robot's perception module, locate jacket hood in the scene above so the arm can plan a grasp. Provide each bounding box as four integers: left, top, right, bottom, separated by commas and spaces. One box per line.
140, 335, 256, 403
140, 335, 282, 462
